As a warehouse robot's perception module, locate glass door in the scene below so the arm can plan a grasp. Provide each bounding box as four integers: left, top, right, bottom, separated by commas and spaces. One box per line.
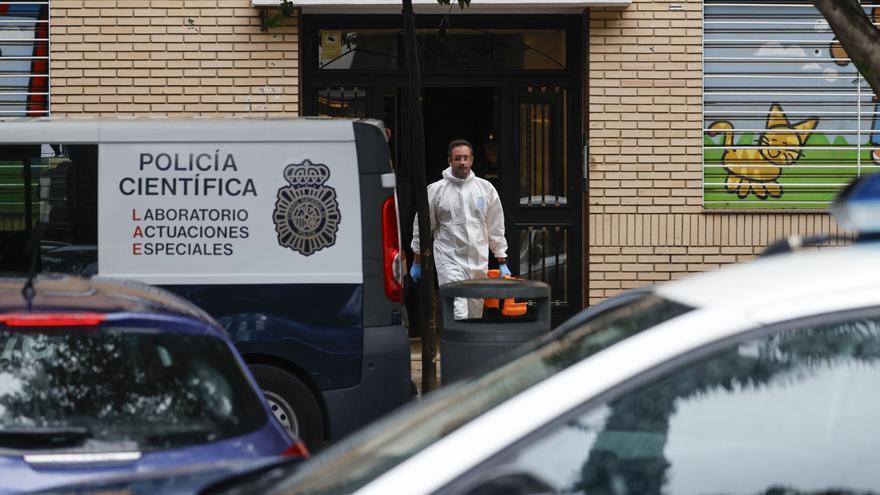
512, 85, 580, 324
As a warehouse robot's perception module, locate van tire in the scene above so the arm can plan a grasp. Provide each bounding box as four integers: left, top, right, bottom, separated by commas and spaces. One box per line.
250, 364, 324, 450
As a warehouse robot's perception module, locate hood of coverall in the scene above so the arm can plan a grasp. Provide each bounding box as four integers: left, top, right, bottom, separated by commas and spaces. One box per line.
443, 166, 473, 183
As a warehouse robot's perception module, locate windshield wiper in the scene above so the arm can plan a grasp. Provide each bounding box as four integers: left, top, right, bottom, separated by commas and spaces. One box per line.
0, 426, 92, 449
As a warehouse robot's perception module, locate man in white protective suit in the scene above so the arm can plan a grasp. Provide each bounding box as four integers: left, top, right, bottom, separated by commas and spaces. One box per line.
410, 138, 510, 320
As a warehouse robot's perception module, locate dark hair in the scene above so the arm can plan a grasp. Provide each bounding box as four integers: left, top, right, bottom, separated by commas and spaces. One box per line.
447, 139, 473, 157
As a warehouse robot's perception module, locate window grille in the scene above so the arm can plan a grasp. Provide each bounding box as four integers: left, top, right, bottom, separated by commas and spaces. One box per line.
703, 1, 874, 209
317, 87, 367, 118
0, 1, 48, 116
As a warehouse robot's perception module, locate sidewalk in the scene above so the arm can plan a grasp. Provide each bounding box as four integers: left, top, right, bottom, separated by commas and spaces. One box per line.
410, 337, 422, 395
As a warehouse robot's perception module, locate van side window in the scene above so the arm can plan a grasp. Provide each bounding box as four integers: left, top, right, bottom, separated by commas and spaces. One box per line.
0, 144, 98, 274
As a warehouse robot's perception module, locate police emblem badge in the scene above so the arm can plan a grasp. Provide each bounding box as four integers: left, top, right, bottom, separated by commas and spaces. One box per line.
273, 159, 341, 256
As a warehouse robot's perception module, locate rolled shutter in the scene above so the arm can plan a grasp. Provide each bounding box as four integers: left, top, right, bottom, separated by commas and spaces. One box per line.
703, 0, 874, 209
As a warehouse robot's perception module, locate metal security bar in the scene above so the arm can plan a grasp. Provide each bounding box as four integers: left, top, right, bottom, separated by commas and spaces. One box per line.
517, 225, 567, 305
703, 1, 876, 209
317, 87, 368, 118
0, 2, 48, 116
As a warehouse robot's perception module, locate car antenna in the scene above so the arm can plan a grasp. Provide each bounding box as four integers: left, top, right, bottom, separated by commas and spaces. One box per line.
21, 223, 42, 311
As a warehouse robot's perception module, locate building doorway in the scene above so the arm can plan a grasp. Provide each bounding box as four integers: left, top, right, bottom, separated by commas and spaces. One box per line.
302, 14, 584, 325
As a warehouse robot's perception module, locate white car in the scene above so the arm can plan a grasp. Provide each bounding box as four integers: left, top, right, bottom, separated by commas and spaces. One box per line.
212, 178, 880, 494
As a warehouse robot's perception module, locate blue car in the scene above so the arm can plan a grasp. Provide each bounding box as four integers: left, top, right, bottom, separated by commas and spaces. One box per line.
0, 274, 299, 494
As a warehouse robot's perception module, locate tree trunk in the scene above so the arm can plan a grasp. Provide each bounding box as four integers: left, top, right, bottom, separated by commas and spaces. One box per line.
814, 0, 880, 97
401, 0, 439, 393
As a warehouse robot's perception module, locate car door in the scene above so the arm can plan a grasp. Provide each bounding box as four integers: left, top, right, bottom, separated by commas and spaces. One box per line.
441, 307, 880, 495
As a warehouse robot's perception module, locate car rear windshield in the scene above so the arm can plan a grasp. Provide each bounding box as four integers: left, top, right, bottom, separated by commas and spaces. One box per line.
0, 327, 267, 453
279, 294, 692, 495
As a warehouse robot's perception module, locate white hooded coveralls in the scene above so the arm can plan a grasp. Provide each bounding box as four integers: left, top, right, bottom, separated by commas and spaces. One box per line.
412, 167, 508, 320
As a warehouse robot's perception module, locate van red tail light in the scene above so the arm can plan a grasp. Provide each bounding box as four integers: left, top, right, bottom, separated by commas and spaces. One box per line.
382, 196, 403, 302
281, 440, 310, 459
0, 313, 106, 327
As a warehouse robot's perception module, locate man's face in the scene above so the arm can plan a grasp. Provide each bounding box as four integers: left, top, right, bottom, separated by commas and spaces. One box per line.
448, 145, 473, 179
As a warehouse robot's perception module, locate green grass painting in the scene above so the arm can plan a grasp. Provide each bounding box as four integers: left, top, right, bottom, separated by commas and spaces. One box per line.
703, 131, 877, 209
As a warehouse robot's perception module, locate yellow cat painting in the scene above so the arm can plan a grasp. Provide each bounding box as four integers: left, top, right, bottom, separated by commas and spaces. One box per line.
708, 103, 818, 200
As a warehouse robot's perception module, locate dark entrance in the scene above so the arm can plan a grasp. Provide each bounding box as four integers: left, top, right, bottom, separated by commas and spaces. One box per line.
424, 87, 500, 191
301, 14, 584, 326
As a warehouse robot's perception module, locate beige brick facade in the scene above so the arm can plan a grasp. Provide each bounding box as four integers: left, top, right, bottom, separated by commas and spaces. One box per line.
50, 0, 299, 116
45, 0, 849, 308
585, 0, 845, 305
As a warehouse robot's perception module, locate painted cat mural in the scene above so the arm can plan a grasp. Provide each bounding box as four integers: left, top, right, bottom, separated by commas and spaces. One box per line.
708, 103, 818, 200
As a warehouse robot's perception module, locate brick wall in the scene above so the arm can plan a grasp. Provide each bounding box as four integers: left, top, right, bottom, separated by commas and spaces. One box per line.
586, 0, 844, 304
50, 0, 299, 116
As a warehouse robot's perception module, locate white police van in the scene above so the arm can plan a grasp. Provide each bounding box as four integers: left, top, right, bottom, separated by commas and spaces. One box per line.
0, 118, 409, 449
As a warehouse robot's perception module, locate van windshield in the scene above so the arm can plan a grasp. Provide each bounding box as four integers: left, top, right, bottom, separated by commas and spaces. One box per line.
278, 294, 692, 494
0, 327, 266, 452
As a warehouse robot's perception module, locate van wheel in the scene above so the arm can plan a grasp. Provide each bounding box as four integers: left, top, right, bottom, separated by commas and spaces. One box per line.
250, 364, 324, 450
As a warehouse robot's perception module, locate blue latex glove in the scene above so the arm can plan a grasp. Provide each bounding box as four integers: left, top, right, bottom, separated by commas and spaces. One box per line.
499, 263, 511, 278
410, 262, 421, 283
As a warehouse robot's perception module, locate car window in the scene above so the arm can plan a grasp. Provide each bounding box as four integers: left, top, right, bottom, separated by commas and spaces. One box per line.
275, 295, 691, 495
457, 314, 880, 494
0, 327, 266, 452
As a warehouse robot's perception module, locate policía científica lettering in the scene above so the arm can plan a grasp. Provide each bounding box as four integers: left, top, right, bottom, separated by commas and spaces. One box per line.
119, 151, 257, 196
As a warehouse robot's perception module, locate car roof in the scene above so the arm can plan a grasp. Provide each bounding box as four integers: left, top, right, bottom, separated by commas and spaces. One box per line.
656, 242, 877, 315
0, 117, 363, 144
0, 274, 216, 324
